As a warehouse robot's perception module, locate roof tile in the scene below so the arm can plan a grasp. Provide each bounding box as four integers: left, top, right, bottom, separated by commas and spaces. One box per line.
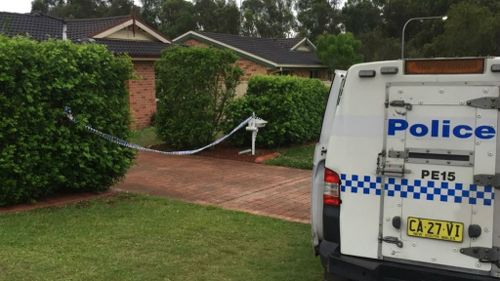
0, 12, 63, 40
66, 15, 131, 40
0, 12, 169, 57
191, 31, 323, 66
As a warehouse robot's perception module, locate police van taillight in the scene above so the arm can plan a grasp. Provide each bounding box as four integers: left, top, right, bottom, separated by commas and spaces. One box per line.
324, 168, 341, 207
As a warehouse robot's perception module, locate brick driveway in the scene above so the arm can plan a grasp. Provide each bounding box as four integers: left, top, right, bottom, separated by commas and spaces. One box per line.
114, 152, 311, 223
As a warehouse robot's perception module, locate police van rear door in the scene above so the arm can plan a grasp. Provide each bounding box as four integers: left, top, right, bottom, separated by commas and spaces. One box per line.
381, 82, 498, 271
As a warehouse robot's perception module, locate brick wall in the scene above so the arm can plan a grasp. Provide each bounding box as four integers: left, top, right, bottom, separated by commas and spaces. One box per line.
289, 69, 330, 81
183, 39, 209, 48
182, 39, 269, 81
236, 58, 269, 81
128, 61, 157, 129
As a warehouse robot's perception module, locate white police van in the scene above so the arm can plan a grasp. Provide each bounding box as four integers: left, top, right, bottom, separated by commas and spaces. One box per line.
312, 58, 500, 281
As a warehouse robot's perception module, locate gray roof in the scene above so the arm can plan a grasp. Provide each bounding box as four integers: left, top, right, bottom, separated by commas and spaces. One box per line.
0, 12, 63, 40
66, 15, 131, 40
178, 31, 324, 67
94, 38, 169, 57
0, 12, 169, 57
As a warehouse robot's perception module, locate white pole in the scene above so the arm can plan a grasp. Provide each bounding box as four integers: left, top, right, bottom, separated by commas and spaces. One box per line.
252, 130, 257, 155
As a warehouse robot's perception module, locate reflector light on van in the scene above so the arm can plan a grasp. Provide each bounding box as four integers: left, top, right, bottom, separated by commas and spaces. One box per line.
324, 168, 341, 207
405, 58, 484, 74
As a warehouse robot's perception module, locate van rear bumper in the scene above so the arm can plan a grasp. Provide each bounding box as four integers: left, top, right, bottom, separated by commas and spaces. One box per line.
319, 240, 498, 281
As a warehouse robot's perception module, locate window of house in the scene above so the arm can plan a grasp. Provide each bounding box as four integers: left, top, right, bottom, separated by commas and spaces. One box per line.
310, 70, 320, 78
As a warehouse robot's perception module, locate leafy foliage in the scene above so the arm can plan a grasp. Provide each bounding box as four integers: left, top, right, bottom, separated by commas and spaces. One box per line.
341, 0, 382, 36
31, 0, 135, 18
316, 32, 363, 70
157, 0, 197, 39
423, 2, 500, 57
295, 0, 339, 40
155, 46, 242, 149
0, 36, 134, 206
240, 0, 296, 38
140, 0, 241, 38
224, 75, 329, 148
194, 0, 241, 35
341, 0, 500, 60
357, 28, 400, 62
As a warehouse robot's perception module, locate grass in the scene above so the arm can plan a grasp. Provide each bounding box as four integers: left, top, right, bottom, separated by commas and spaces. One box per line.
0, 193, 322, 281
129, 127, 163, 147
265, 144, 316, 170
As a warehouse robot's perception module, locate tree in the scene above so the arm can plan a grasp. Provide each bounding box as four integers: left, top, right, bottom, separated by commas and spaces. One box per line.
106, 0, 136, 16
240, 0, 296, 38
158, 0, 196, 38
357, 28, 399, 61
295, 0, 338, 41
155, 46, 243, 149
341, 0, 381, 36
316, 32, 363, 70
31, 0, 134, 18
140, 0, 161, 27
194, 0, 240, 34
139, 0, 239, 38
423, 2, 500, 57
337, 0, 500, 61
31, 0, 53, 14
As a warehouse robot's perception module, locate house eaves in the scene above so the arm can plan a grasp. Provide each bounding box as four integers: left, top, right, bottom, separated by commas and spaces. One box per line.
93, 18, 170, 44
290, 37, 317, 51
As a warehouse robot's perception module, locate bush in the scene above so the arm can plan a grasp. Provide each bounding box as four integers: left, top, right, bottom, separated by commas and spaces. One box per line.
224, 75, 329, 147
0, 36, 134, 206
155, 46, 242, 149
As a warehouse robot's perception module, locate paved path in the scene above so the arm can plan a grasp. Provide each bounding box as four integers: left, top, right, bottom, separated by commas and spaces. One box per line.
114, 152, 311, 223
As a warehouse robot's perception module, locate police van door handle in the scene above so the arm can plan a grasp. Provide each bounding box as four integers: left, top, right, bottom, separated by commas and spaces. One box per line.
387, 100, 412, 111
379, 236, 403, 248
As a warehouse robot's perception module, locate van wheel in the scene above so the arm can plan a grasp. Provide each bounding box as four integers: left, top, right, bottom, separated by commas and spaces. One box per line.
324, 270, 349, 281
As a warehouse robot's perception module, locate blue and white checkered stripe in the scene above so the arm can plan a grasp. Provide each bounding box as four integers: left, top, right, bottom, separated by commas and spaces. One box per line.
340, 174, 495, 206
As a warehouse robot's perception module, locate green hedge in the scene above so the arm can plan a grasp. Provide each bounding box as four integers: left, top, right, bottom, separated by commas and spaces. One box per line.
224, 75, 329, 147
0, 36, 134, 206
155, 46, 242, 149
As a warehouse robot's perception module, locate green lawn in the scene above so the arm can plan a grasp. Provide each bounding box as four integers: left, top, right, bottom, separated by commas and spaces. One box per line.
0, 193, 322, 281
129, 127, 163, 147
265, 144, 316, 170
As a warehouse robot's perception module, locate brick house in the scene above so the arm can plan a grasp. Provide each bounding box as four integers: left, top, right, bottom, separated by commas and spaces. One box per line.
0, 12, 170, 129
173, 31, 330, 95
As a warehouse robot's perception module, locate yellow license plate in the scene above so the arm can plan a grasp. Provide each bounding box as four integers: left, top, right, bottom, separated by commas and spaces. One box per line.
407, 217, 464, 242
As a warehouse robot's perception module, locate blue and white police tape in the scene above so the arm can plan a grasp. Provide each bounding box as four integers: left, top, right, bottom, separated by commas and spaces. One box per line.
64, 106, 256, 156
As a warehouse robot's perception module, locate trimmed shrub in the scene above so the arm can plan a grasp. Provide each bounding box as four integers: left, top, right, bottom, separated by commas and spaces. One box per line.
155, 46, 242, 149
224, 75, 329, 147
0, 36, 134, 206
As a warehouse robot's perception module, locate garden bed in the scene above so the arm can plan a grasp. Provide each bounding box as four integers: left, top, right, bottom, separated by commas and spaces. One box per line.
150, 143, 276, 163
